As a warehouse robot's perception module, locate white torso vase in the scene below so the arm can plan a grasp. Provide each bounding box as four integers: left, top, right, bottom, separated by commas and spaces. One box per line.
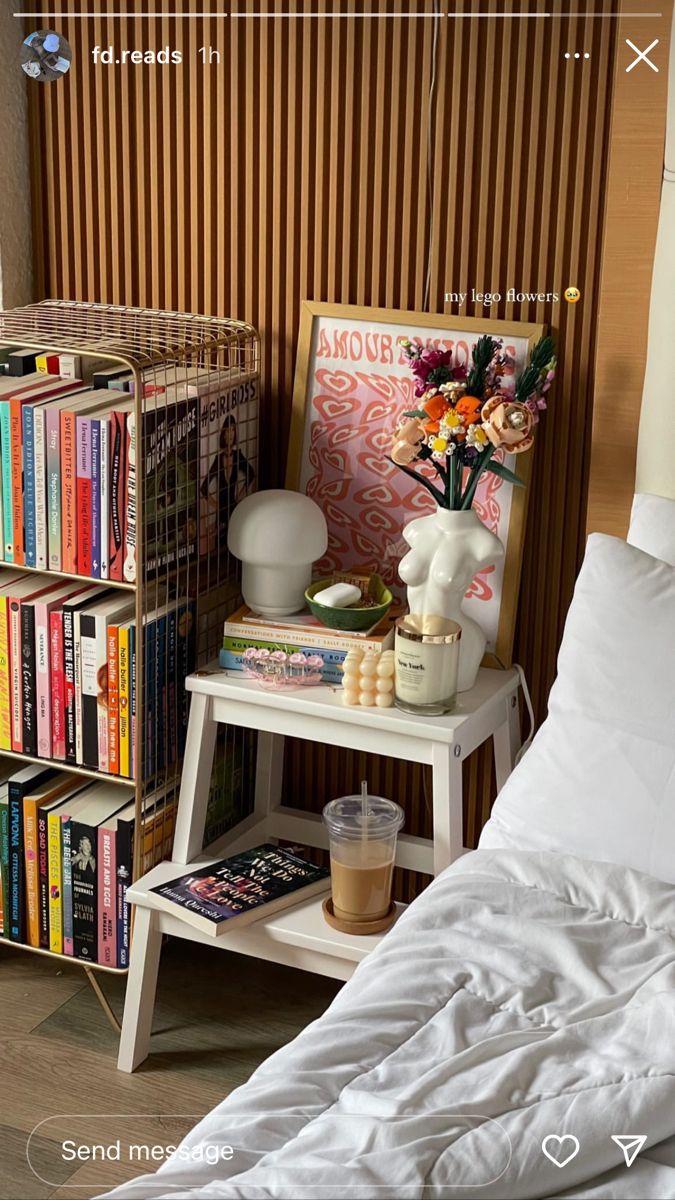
398, 508, 505, 692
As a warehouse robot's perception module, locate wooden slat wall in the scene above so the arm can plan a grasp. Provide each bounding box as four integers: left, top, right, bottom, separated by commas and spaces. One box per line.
29, 0, 653, 896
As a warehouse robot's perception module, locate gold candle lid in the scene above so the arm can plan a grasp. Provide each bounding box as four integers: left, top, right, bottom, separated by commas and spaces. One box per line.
395, 614, 462, 644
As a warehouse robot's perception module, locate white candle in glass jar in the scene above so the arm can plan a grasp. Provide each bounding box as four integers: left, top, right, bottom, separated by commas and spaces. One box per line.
394, 615, 462, 716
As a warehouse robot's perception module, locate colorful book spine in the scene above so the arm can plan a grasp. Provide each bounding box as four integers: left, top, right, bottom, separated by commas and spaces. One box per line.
50, 610, 66, 761
167, 610, 177, 768
0, 400, 13, 561
63, 606, 77, 763
107, 625, 120, 775
76, 415, 93, 577
9, 596, 23, 752
37, 804, 50, 948
8, 786, 24, 942
36, 353, 59, 375
61, 816, 74, 956
10, 396, 26, 563
0, 415, 4, 565
98, 825, 116, 966
0, 594, 12, 750
34, 598, 53, 758
116, 813, 133, 967
61, 407, 79, 575
129, 623, 137, 780
34, 406, 48, 571
47, 809, 63, 953
70, 817, 97, 960
109, 410, 126, 582
20, 602, 38, 757
91, 418, 101, 579
99, 418, 110, 580
79, 611, 99, 769
118, 625, 130, 777
73, 612, 84, 764
46, 407, 62, 571
123, 410, 137, 583
23, 796, 41, 948
144, 618, 157, 778
0, 794, 8, 938
23, 404, 37, 568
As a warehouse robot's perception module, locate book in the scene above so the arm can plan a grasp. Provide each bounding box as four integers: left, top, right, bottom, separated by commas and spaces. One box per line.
8, 764, 55, 942
110, 798, 135, 967
62, 587, 100, 763
9, 377, 82, 564
149, 843, 330, 937
59, 391, 113, 574
79, 593, 135, 770
97, 814, 118, 965
75, 412, 94, 577
142, 392, 200, 577
108, 407, 128, 582
37, 786, 81, 949
59, 785, 100, 955
33, 402, 48, 570
0, 763, 16, 935
70, 784, 132, 961
118, 622, 131, 777
223, 604, 399, 653
198, 374, 259, 557
23, 773, 82, 948
98, 416, 110, 580
34, 581, 91, 759
0, 568, 28, 750
7, 576, 57, 752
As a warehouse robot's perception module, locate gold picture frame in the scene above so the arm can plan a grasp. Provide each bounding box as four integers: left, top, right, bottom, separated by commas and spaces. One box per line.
287, 302, 545, 670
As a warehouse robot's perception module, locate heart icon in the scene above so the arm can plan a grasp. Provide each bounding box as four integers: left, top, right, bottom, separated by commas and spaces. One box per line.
315, 369, 357, 396
541, 1135, 580, 1169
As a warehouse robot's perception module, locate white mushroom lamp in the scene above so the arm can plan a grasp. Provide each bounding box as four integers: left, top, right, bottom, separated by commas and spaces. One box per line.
227, 489, 329, 617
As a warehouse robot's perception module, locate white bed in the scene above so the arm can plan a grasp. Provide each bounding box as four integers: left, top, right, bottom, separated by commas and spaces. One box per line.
106, 13, 675, 1197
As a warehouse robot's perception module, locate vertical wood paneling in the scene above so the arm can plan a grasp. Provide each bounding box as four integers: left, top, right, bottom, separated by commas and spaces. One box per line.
28, 0, 665, 895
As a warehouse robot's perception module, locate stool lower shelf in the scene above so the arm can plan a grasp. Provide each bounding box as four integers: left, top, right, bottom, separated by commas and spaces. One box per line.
128, 854, 406, 982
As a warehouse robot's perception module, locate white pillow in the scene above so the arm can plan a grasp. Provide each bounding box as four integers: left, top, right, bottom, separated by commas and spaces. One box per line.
480, 534, 675, 883
628, 493, 675, 565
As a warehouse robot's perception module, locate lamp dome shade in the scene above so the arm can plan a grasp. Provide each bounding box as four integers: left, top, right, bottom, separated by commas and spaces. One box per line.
228, 490, 328, 564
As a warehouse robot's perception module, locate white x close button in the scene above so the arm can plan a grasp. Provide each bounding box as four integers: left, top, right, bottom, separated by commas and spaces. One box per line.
625, 39, 659, 73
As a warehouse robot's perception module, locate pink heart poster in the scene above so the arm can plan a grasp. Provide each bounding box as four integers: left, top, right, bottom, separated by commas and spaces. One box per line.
290, 304, 539, 659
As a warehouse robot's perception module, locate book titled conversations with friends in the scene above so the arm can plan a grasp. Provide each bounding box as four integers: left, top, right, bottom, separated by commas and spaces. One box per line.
149, 843, 330, 935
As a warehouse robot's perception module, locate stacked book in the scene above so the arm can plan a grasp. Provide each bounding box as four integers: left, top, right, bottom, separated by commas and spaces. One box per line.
220, 604, 398, 683
0, 572, 195, 781
0, 346, 259, 580
0, 763, 177, 966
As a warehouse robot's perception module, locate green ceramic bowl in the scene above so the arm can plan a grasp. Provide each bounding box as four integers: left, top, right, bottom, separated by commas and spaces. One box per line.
305, 576, 393, 632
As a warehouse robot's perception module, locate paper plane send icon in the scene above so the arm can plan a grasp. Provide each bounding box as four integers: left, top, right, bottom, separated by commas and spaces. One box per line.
611, 1135, 647, 1168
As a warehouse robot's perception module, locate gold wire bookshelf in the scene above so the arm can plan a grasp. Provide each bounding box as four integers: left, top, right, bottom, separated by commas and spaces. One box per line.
0, 301, 260, 998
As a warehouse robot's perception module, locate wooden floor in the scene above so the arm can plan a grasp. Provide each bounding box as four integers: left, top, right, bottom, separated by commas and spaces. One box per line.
0, 940, 341, 1199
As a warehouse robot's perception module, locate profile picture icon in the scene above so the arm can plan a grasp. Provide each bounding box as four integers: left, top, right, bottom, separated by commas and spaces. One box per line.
21, 29, 72, 82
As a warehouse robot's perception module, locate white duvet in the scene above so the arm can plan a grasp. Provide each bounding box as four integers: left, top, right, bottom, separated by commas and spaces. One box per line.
106, 850, 675, 1199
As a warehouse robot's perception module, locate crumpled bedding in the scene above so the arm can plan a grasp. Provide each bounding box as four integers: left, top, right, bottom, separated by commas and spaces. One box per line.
104, 849, 675, 1199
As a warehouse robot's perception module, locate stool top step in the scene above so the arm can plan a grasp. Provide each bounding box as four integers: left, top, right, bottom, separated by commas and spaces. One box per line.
186, 663, 519, 743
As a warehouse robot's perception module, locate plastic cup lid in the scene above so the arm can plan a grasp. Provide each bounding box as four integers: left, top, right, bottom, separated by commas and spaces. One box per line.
322, 794, 404, 839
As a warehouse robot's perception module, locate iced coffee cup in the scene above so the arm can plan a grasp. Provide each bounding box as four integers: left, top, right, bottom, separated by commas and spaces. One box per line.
322, 789, 404, 924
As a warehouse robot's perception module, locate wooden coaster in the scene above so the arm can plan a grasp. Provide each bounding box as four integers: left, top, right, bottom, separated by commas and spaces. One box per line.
322, 896, 397, 936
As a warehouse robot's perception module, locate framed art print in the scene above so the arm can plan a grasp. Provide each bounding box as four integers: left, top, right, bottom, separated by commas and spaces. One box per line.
287, 302, 545, 668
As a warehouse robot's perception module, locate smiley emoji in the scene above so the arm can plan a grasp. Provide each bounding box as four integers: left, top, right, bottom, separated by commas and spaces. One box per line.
564, 286, 581, 304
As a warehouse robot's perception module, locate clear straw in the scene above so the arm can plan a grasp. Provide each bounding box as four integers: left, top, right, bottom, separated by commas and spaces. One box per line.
361, 779, 368, 846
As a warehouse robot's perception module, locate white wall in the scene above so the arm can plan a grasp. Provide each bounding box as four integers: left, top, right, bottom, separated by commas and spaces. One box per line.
0, 7, 32, 309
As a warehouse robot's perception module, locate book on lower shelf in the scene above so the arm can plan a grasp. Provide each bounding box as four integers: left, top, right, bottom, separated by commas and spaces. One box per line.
0, 763, 180, 966
149, 844, 331, 937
